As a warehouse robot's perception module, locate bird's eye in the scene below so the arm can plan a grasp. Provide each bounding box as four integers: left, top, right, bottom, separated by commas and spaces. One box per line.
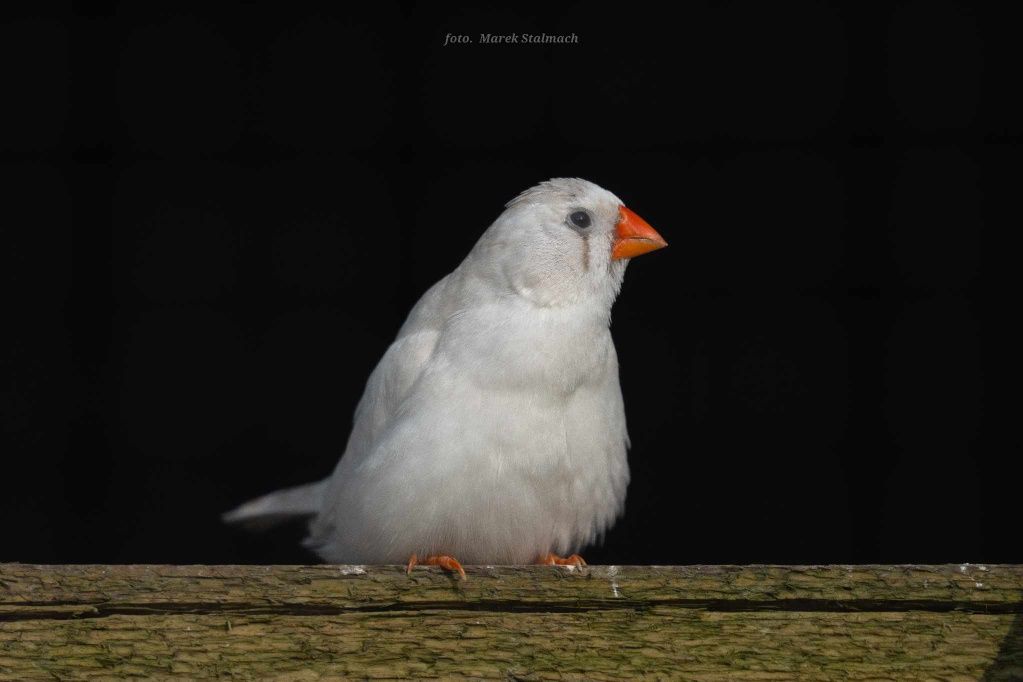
569, 210, 592, 229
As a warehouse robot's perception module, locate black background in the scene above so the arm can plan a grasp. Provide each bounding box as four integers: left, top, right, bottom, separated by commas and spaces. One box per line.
2, 1, 1020, 565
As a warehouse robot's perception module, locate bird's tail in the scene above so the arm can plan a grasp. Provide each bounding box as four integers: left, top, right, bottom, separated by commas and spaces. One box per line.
221, 479, 329, 531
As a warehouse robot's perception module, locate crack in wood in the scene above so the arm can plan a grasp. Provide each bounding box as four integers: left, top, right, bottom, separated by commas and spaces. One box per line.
1, 566, 1020, 679
3, 597, 1021, 622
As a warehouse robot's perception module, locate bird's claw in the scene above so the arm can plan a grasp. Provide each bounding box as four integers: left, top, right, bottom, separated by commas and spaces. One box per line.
537, 552, 587, 567
406, 553, 467, 580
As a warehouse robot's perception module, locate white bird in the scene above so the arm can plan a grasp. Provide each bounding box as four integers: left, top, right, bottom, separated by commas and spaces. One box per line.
224, 178, 667, 577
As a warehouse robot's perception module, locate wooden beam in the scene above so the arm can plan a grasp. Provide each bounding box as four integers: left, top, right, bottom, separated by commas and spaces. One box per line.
2, 563, 1021, 679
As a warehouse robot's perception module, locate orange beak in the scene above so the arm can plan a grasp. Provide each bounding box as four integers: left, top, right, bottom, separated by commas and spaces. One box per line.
612, 206, 667, 260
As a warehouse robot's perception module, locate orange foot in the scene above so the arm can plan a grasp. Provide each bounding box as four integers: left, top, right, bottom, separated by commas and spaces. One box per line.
406, 553, 467, 580
537, 552, 587, 567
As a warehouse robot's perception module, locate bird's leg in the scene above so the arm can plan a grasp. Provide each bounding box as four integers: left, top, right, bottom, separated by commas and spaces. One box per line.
536, 552, 587, 567
406, 553, 467, 580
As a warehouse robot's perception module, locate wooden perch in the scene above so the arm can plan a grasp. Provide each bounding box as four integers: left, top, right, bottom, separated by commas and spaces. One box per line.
2, 563, 1022, 679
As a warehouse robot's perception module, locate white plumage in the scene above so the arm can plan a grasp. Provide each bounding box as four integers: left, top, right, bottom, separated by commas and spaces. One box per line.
224, 178, 666, 566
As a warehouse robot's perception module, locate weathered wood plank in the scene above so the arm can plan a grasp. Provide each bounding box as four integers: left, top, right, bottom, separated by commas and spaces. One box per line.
3, 563, 1021, 611
1, 564, 1021, 680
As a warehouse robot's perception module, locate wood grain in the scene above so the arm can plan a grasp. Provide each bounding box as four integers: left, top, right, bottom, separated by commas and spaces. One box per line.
2, 563, 1021, 679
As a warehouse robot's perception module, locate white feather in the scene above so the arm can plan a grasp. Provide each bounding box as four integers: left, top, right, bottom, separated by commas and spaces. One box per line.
228, 178, 640, 564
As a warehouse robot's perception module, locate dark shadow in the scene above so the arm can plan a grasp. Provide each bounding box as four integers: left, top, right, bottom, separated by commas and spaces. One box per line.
984, 613, 1023, 681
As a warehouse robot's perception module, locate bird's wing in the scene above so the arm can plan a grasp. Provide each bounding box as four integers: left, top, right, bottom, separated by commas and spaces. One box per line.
301, 274, 461, 552
224, 274, 454, 529
342, 274, 454, 454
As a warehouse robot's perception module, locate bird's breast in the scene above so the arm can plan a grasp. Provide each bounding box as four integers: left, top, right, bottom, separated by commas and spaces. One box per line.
439, 302, 613, 395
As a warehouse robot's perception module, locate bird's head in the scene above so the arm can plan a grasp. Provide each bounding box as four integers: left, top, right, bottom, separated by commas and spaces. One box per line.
475, 178, 667, 310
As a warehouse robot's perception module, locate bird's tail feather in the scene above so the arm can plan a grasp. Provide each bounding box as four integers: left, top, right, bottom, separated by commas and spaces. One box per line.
221, 479, 328, 531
